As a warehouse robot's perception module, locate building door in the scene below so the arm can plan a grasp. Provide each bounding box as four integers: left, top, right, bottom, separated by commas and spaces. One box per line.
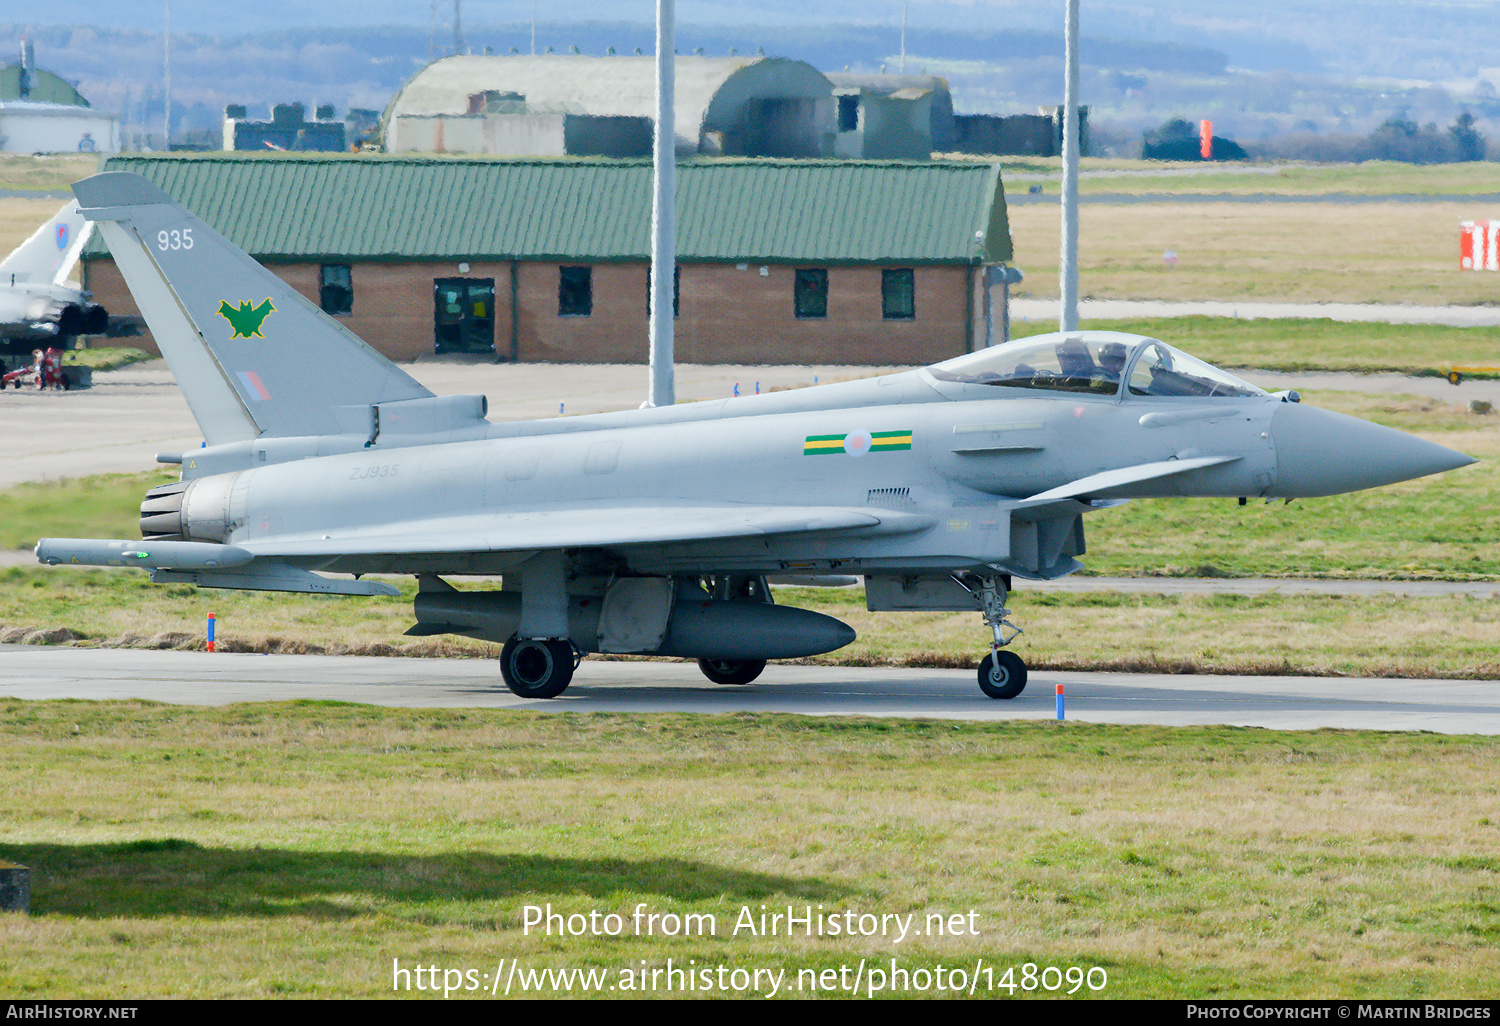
433, 278, 496, 354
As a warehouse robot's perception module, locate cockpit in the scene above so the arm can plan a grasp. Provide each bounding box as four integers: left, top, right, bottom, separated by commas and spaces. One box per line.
925, 331, 1265, 399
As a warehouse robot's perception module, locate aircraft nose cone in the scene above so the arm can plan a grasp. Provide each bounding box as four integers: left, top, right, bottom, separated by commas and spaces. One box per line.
1271, 401, 1476, 497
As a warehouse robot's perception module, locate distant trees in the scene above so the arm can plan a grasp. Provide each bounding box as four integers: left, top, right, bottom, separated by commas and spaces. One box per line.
1450, 110, 1486, 161
1141, 116, 1249, 161
1249, 110, 1490, 163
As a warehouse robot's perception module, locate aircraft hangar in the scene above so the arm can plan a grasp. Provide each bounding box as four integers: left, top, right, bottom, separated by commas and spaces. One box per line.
0, 43, 118, 154
80, 152, 1013, 365
383, 54, 834, 159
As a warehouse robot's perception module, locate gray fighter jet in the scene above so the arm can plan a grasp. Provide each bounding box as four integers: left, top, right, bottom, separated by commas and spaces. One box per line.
37, 172, 1476, 699
0, 199, 109, 344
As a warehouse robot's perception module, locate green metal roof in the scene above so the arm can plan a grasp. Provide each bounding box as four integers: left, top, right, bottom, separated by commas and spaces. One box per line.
86, 153, 1010, 265
0, 66, 89, 106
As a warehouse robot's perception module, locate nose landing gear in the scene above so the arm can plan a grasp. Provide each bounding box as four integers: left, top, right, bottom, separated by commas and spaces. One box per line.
957, 573, 1027, 699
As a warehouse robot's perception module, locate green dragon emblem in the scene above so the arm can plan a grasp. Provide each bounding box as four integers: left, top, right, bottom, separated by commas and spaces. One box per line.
217, 298, 276, 339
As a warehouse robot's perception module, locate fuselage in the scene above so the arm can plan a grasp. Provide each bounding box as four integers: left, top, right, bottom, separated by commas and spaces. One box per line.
156, 332, 1469, 583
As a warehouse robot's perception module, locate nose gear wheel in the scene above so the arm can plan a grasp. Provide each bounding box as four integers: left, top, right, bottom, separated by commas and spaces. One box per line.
954, 572, 1028, 699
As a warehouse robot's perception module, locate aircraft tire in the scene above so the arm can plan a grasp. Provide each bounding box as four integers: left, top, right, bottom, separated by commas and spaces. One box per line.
499, 636, 574, 699
978, 650, 1027, 699
696, 658, 766, 686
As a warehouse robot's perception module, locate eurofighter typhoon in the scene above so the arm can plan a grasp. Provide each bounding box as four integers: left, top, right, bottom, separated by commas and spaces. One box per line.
0, 199, 108, 344
38, 173, 1475, 699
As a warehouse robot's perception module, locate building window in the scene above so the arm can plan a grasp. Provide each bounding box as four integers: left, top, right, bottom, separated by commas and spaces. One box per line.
794, 268, 828, 319
559, 266, 592, 316
882, 268, 915, 320
646, 265, 680, 318
837, 95, 859, 133
320, 264, 352, 315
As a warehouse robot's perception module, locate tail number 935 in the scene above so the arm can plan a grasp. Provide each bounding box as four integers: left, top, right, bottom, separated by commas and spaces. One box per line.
157, 228, 194, 251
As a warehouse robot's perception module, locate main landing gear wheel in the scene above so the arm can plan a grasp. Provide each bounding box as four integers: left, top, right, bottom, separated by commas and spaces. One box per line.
978, 650, 1027, 700
499, 636, 575, 698
697, 658, 766, 686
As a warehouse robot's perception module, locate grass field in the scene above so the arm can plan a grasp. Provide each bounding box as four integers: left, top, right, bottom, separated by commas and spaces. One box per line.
1015, 316, 1500, 376
2, 701, 1497, 999
1007, 199, 1500, 305
0, 154, 103, 195
0, 470, 178, 552
990, 157, 1500, 197
60, 347, 154, 372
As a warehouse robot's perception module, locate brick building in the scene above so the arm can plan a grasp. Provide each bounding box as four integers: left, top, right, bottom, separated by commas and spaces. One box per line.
82, 153, 1013, 365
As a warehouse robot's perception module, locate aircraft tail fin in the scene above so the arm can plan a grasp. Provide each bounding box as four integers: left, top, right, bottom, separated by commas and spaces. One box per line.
72, 172, 434, 446
0, 199, 92, 286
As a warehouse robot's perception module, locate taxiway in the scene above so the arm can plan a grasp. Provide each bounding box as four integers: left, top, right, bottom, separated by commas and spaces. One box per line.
3, 646, 1495, 734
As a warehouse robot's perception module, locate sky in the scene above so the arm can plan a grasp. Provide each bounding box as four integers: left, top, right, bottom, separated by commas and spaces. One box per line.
0, 1, 1407, 35
3, 1, 1497, 79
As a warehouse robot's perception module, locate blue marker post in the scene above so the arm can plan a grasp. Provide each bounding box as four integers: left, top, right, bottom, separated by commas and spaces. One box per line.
207, 612, 216, 653
755, 381, 760, 394
733, 382, 739, 397
1055, 682, 1064, 720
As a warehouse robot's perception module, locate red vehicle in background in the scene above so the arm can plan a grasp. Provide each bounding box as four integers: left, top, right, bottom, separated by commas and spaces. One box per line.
2, 348, 69, 390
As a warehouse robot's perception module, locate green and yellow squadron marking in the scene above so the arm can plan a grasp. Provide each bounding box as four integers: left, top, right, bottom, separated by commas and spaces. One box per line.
217, 299, 276, 339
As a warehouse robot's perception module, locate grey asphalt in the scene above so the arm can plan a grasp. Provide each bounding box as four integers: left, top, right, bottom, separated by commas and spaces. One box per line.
3, 646, 1496, 734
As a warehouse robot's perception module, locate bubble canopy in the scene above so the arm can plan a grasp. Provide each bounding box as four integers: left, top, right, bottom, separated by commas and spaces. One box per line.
925, 332, 1266, 399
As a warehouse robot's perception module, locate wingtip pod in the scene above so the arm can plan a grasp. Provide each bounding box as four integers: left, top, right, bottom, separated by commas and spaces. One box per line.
34, 537, 399, 596
36, 537, 254, 570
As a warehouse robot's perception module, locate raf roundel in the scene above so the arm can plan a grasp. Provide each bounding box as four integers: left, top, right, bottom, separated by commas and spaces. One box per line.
843, 430, 873, 457
55, 224, 68, 250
